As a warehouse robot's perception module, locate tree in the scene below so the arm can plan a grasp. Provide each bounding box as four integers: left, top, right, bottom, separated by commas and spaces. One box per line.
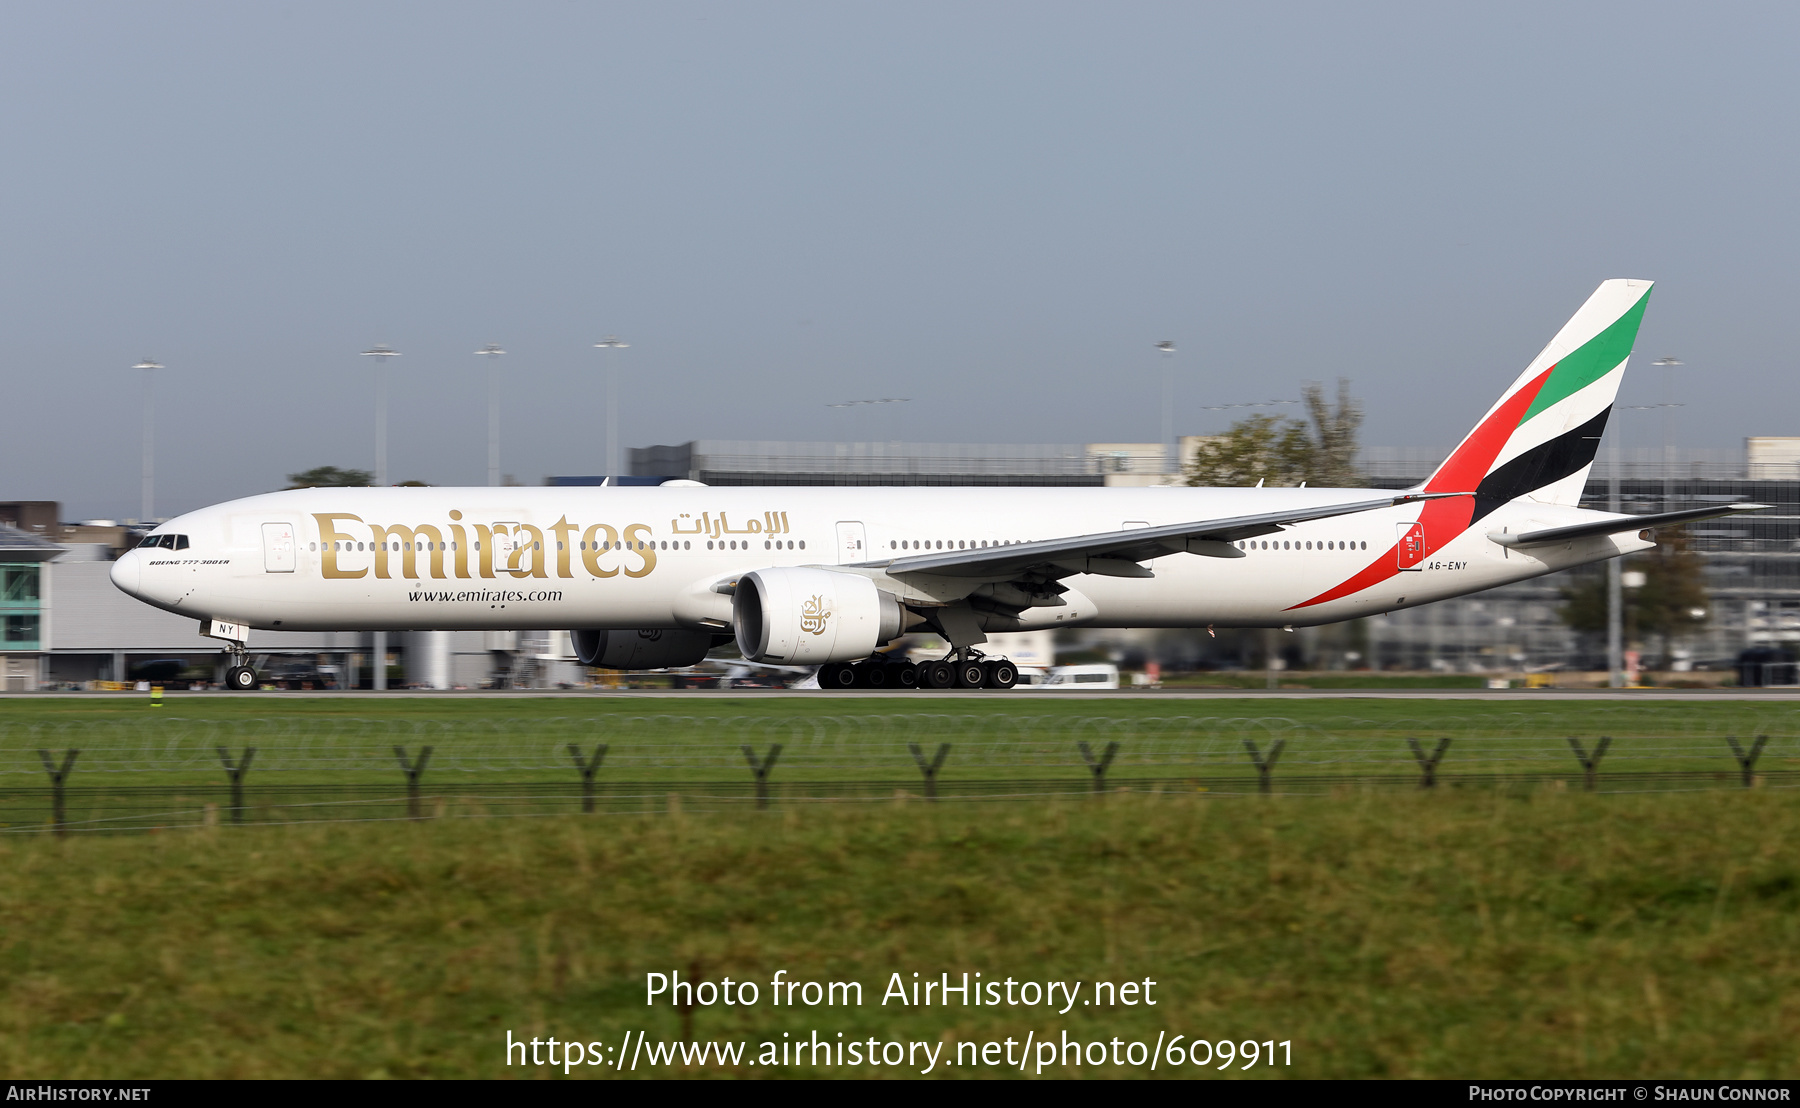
1558, 527, 1710, 669
286, 466, 372, 488
1184, 414, 1313, 487
1186, 378, 1363, 488
285, 467, 431, 488
1300, 378, 1363, 488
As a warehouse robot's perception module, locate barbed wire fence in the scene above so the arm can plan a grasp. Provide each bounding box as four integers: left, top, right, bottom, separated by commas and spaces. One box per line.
2, 710, 1797, 835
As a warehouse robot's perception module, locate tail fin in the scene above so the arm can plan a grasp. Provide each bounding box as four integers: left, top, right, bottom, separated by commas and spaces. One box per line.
1423, 279, 1652, 521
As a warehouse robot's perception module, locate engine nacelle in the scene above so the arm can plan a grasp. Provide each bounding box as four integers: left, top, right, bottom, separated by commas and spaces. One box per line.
733, 567, 905, 664
570, 628, 714, 669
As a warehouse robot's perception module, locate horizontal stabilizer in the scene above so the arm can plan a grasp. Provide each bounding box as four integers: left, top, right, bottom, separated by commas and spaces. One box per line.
1489, 503, 1769, 548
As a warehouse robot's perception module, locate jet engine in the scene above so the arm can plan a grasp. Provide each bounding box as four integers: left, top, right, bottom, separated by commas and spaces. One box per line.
732, 567, 907, 664
570, 628, 714, 669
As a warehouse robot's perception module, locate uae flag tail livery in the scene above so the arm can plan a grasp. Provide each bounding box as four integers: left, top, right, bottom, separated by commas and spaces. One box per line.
1292, 279, 1656, 610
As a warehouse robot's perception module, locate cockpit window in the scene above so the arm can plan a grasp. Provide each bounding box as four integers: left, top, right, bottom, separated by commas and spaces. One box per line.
138, 534, 189, 550
174, 535, 189, 550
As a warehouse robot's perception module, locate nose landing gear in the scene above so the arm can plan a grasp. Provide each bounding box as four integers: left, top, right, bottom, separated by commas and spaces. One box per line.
219, 643, 260, 692
201, 619, 261, 692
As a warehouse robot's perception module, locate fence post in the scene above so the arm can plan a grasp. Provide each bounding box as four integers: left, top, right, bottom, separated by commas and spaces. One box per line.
741, 744, 782, 809
1565, 736, 1611, 792
394, 745, 434, 819
1078, 740, 1121, 794
1725, 736, 1768, 789
37, 749, 78, 838
567, 743, 608, 813
1242, 738, 1285, 794
908, 742, 951, 801
216, 746, 256, 824
1405, 737, 1451, 789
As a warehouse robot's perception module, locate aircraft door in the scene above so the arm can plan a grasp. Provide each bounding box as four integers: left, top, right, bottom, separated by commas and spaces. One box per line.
262, 522, 297, 572
1396, 522, 1425, 571
834, 522, 867, 565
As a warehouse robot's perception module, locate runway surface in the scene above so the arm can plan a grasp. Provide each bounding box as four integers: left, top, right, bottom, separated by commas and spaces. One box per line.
11, 688, 1800, 702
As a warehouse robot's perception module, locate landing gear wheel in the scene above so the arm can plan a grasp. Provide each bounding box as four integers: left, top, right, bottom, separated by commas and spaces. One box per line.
920, 660, 956, 690
226, 666, 258, 691
820, 663, 859, 690
954, 660, 988, 688
890, 663, 920, 689
984, 660, 1018, 689
862, 663, 890, 689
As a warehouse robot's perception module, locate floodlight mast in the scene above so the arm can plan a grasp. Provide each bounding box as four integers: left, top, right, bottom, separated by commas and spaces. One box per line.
359, 344, 400, 692
1603, 396, 1668, 689
1652, 357, 1685, 514
361, 345, 401, 486
477, 344, 506, 486
131, 359, 163, 522
594, 336, 629, 479
1155, 341, 1176, 477
1607, 413, 1623, 689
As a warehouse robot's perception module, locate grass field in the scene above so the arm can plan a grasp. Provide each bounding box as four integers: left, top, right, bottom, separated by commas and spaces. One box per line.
2, 786, 1796, 1079
3, 696, 1798, 831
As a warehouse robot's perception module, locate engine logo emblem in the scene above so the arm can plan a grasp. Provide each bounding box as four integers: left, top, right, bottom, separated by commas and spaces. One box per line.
799, 594, 833, 636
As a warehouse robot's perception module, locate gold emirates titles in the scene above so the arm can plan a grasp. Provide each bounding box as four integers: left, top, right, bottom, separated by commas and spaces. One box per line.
312, 508, 794, 582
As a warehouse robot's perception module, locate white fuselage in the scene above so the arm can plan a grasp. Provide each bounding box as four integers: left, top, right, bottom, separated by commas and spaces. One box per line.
110, 485, 1647, 634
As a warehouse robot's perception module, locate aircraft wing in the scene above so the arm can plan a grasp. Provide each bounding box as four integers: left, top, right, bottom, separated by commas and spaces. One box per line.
863, 491, 1466, 580
1491, 503, 1769, 548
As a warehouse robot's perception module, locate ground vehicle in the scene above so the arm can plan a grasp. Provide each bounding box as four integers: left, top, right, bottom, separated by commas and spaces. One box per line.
1031, 664, 1120, 689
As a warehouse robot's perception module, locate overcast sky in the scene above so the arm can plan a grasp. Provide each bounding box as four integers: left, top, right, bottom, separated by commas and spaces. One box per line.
4, 2, 1798, 520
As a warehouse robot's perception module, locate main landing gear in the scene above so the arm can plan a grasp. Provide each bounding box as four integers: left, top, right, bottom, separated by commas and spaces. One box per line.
818, 653, 1018, 691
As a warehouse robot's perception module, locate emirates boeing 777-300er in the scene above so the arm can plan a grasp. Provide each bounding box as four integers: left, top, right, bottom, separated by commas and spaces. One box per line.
112, 279, 1763, 691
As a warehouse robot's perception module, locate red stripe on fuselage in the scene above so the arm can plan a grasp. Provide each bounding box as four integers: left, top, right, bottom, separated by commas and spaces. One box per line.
1286, 367, 1552, 611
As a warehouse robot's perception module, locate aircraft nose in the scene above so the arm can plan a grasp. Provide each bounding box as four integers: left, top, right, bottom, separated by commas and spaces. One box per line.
110, 550, 141, 597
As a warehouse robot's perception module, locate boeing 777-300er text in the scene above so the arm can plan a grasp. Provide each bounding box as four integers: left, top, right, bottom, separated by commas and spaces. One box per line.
113, 279, 1764, 690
